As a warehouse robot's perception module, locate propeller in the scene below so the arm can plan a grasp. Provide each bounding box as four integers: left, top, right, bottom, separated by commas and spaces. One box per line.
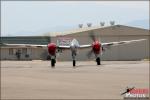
87, 49, 93, 59
89, 31, 96, 42
86, 31, 96, 58
41, 36, 51, 44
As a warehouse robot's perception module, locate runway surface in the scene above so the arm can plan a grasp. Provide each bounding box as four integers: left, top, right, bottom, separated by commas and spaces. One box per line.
1, 61, 149, 99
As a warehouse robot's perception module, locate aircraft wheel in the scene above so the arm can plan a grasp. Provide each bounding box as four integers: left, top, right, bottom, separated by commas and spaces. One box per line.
73, 60, 76, 67
96, 57, 101, 65
51, 59, 55, 68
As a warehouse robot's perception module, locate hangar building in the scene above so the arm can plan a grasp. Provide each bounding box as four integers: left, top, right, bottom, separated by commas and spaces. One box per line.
0, 25, 149, 61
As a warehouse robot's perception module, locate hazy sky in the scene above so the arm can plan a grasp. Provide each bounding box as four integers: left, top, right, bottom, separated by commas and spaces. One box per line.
1, 1, 149, 36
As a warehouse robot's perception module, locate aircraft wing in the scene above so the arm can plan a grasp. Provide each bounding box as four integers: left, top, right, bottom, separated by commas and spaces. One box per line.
79, 44, 92, 49
102, 39, 146, 50
57, 45, 70, 49
57, 44, 92, 50
1, 43, 47, 48
1, 43, 71, 49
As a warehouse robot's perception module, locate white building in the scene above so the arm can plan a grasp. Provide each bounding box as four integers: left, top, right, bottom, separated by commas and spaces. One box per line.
1, 25, 149, 61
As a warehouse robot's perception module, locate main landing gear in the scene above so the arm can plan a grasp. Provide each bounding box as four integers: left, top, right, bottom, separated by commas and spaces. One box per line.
96, 57, 101, 65
73, 60, 76, 67
51, 59, 56, 68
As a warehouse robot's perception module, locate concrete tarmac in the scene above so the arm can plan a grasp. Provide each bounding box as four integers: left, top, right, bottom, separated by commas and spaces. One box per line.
1, 61, 149, 99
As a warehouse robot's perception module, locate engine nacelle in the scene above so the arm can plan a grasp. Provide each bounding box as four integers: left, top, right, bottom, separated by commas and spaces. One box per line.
47, 43, 56, 56
92, 41, 101, 54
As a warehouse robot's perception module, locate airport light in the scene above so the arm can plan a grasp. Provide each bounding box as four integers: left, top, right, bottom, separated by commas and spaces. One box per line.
87, 23, 92, 27
110, 21, 115, 26
100, 22, 105, 27
78, 24, 83, 28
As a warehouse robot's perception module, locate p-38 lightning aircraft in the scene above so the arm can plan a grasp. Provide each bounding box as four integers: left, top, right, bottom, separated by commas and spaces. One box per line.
1, 34, 146, 68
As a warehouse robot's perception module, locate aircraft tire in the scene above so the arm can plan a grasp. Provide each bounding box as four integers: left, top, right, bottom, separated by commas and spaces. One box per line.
96, 57, 101, 65
51, 59, 55, 68
73, 60, 76, 67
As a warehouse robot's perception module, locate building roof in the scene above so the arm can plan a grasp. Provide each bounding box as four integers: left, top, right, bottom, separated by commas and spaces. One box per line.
1, 36, 51, 44
43, 25, 149, 36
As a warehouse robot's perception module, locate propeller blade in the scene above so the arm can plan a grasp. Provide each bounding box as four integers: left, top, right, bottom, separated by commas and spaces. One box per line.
89, 31, 96, 42
42, 36, 51, 43
87, 49, 93, 59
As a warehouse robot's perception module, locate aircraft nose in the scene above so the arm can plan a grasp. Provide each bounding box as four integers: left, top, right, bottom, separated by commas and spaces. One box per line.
71, 43, 74, 47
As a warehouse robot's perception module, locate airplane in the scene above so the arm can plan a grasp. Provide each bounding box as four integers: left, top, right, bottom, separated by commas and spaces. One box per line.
1, 34, 146, 68
0, 38, 92, 67
121, 87, 135, 95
